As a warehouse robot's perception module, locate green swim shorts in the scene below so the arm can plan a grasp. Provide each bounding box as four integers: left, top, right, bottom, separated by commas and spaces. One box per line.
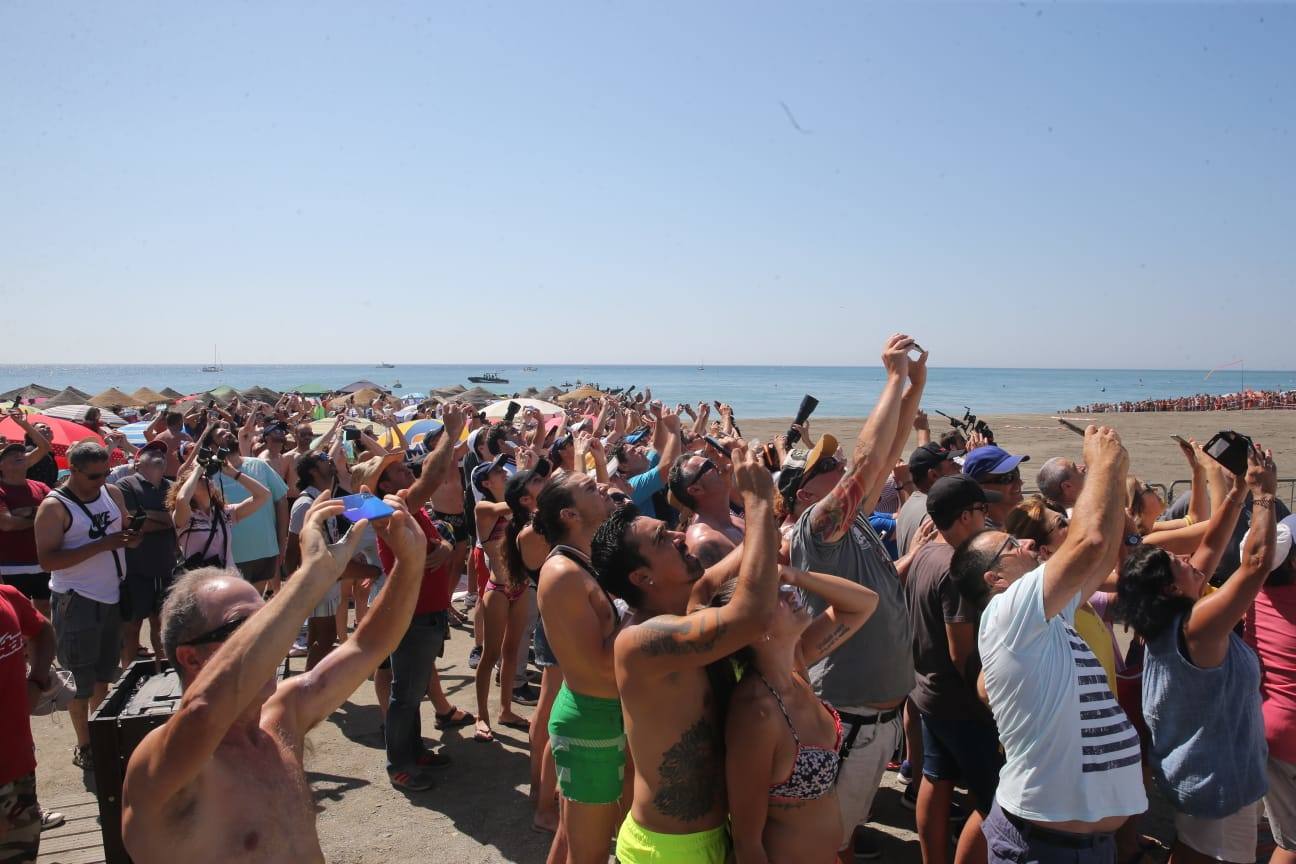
547, 684, 626, 805
616, 812, 731, 864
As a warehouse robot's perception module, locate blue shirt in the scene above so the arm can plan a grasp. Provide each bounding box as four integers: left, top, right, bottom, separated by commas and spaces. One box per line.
868, 512, 898, 559
215, 458, 288, 563
628, 450, 663, 518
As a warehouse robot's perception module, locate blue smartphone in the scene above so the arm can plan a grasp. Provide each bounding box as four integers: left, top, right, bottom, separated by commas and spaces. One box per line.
340, 492, 396, 522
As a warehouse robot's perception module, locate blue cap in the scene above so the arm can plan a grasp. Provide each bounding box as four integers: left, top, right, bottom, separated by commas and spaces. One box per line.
961, 445, 1029, 480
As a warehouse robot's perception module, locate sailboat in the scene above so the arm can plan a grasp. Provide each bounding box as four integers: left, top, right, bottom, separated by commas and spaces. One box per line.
201, 346, 223, 373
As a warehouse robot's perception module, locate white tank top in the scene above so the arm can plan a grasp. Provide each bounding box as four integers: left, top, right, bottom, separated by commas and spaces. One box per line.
49, 487, 123, 604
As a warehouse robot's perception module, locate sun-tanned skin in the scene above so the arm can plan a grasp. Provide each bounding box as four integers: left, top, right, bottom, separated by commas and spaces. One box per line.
120, 492, 428, 864
612, 445, 781, 836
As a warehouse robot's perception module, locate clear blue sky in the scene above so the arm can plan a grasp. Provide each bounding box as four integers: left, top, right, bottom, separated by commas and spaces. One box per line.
2, 2, 1292, 368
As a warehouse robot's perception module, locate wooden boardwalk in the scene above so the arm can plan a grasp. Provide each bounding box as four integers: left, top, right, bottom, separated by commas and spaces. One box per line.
37, 791, 105, 864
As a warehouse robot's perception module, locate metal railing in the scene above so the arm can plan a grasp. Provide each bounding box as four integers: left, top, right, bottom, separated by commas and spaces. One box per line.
1167, 478, 1296, 511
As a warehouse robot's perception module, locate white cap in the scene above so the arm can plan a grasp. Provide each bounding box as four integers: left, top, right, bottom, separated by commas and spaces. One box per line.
1239, 513, 1296, 574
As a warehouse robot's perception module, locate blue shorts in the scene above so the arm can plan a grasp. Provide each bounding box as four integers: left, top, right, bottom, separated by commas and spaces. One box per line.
920, 712, 1004, 815
533, 614, 558, 668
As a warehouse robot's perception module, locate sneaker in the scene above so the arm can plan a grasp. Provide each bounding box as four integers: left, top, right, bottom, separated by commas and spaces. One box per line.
512, 683, 540, 706
854, 828, 882, 860
415, 747, 452, 768
40, 809, 65, 831
72, 744, 92, 769
898, 759, 913, 785
463, 593, 478, 610
288, 637, 309, 658
388, 767, 436, 792
468, 645, 483, 670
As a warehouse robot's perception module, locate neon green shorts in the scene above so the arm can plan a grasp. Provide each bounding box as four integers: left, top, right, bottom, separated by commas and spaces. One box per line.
548, 684, 625, 804
616, 813, 731, 864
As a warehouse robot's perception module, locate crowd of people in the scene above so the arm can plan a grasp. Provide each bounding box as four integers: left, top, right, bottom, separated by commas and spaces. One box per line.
1, 340, 1294, 864
1065, 388, 1296, 414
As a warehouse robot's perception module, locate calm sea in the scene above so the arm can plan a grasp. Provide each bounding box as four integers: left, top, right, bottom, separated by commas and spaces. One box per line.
2, 364, 1293, 417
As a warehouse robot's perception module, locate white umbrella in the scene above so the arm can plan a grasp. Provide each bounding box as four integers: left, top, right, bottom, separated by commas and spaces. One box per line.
40, 404, 127, 426
482, 398, 564, 420
117, 421, 152, 445
395, 405, 422, 420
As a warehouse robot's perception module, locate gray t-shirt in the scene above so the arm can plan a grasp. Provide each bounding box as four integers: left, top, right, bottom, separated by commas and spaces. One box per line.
894, 491, 929, 557
791, 507, 915, 709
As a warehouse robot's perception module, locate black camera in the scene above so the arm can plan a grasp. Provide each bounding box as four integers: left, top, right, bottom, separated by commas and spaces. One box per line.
1203, 430, 1252, 476
785, 395, 819, 447
504, 401, 521, 427
198, 446, 229, 478
935, 407, 995, 446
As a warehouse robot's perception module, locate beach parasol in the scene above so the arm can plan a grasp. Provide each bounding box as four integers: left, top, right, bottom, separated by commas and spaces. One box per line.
291, 383, 331, 396
159, 387, 185, 399
482, 398, 564, 421
379, 418, 444, 450
117, 421, 152, 446
340, 380, 387, 394
240, 385, 280, 402
89, 387, 144, 409
520, 386, 540, 398
0, 414, 107, 469
206, 385, 239, 404
0, 383, 58, 403
433, 384, 467, 396
41, 405, 127, 427
130, 387, 169, 405
43, 387, 94, 408
538, 386, 565, 400
556, 385, 604, 404
451, 386, 502, 408
401, 391, 427, 401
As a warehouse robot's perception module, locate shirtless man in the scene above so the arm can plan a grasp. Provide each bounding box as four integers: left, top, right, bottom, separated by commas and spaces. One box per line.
254, 419, 294, 488
534, 471, 618, 863
669, 452, 744, 568
120, 491, 427, 863
145, 411, 190, 480
591, 445, 780, 864
425, 426, 471, 617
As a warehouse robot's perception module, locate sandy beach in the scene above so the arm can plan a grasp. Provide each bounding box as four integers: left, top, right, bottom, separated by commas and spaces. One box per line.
742, 410, 1296, 499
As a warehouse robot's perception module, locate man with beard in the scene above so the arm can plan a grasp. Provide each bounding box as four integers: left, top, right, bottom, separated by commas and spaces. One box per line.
591, 445, 780, 864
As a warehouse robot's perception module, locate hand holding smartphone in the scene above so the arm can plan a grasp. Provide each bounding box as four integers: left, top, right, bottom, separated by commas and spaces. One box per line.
341, 492, 396, 523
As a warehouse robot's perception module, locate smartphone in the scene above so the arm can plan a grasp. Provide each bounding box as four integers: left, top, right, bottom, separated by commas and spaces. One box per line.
1170, 434, 1191, 448
704, 435, 730, 456
1051, 417, 1087, 437
1203, 430, 1252, 476
340, 492, 396, 522
128, 510, 147, 532
344, 427, 361, 443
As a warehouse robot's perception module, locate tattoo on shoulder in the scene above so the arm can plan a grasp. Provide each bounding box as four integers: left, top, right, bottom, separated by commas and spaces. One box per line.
637, 610, 726, 658
653, 717, 721, 821
814, 622, 850, 655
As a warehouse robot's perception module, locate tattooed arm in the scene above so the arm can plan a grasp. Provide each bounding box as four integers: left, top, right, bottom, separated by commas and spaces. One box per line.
791, 567, 879, 668
808, 335, 914, 544
624, 445, 780, 675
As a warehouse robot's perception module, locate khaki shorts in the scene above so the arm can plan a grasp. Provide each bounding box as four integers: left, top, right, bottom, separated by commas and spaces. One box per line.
1266, 756, 1296, 852
1174, 801, 1262, 863
0, 772, 40, 864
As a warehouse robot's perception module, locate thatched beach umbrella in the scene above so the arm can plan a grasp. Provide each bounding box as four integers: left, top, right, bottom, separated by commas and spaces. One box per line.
42, 405, 127, 426
452, 386, 502, 408
89, 387, 143, 409
556, 385, 604, 404
538, 386, 564, 401
159, 387, 185, 399
0, 383, 58, 403
131, 387, 169, 405
240, 385, 280, 402
43, 387, 93, 408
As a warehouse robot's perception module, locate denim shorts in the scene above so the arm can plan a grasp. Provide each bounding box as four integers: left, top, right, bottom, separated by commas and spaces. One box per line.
920, 711, 1004, 815
533, 614, 558, 668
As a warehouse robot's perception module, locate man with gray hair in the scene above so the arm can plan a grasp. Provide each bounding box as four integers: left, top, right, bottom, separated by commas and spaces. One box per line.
1036, 456, 1085, 516
121, 492, 429, 864
34, 440, 141, 768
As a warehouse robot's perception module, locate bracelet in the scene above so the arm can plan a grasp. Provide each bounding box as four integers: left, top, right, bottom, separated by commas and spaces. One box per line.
1254, 496, 1276, 510
234, 470, 244, 481
1182, 514, 1195, 526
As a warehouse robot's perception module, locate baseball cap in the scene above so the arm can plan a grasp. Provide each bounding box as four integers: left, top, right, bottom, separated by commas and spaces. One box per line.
0, 441, 27, 460
926, 475, 1002, 529
349, 450, 408, 493
1239, 514, 1296, 574
908, 443, 959, 481
962, 446, 1030, 481
505, 469, 540, 511
471, 454, 512, 497
777, 433, 840, 502
138, 439, 168, 457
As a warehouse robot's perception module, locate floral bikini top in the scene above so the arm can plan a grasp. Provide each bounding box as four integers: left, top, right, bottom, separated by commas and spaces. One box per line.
758, 672, 844, 801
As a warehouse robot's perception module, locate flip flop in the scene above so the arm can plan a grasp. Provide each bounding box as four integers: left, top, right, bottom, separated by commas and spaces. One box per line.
473, 728, 495, 743
434, 707, 475, 730
499, 716, 531, 732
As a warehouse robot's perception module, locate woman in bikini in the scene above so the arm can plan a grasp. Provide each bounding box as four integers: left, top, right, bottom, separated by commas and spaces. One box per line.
471, 456, 533, 741
724, 568, 880, 864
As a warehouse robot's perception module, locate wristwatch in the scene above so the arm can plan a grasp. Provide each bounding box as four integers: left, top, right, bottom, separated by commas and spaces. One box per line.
1124, 533, 1143, 547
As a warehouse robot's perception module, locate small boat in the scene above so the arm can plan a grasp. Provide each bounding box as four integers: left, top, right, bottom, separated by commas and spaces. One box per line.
468, 372, 509, 385
560, 382, 573, 387
392, 380, 403, 389
202, 345, 223, 373
377, 362, 395, 369
523, 366, 538, 372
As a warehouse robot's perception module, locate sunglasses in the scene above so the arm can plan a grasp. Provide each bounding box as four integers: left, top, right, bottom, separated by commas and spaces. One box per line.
683, 458, 717, 488
180, 615, 248, 647
988, 534, 1021, 571
78, 469, 109, 481
982, 468, 1021, 485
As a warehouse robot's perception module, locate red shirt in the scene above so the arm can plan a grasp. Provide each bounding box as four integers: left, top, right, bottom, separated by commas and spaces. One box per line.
1246, 583, 1296, 763
1, 584, 45, 785
0, 479, 51, 572
376, 508, 452, 615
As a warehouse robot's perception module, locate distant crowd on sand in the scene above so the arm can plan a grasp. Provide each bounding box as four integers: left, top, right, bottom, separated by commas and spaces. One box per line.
3, 340, 1296, 864
1066, 388, 1296, 414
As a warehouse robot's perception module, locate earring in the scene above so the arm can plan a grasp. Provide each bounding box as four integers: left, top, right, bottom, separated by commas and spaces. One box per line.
764, 633, 771, 642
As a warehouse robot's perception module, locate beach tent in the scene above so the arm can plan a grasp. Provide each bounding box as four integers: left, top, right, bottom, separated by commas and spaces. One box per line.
42, 405, 127, 426
340, 380, 386, 394
290, 383, 331, 396
159, 387, 185, 399
556, 385, 604, 404
131, 387, 169, 405
0, 383, 58, 403
90, 387, 144, 409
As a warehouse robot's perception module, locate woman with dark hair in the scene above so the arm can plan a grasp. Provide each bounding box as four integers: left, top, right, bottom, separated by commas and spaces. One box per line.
725, 568, 879, 864
167, 452, 269, 572
1115, 444, 1278, 864
470, 458, 531, 742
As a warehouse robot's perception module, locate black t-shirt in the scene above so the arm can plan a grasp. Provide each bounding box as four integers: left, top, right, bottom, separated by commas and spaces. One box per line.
25, 450, 57, 488
905, 541, 994, 724
115, 474, 177, 577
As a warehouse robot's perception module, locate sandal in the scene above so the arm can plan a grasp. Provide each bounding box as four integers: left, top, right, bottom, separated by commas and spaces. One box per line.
472, 726, 495, 743
499, 716, 531, 732
434, 707, 475, 730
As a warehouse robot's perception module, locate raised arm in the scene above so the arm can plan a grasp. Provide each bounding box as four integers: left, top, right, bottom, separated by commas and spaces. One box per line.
793, 567, 879, 668
808, 335, 913, 543
273, 497, 428, 732
122, 494, 365, 810
1041, 426, 1128, 620
221, 466, 270, 523
7, 411, 50, 468
622, 445, 779, 674
404, 403, 467, 511
1185, 445, 1278, 667
652, 408, 682, 487
169, 469, 205, 534
1189, 470, 1247, 577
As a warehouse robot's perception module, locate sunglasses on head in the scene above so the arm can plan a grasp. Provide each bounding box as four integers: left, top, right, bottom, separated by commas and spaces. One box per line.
181, 615, 248, 647
982, 468, 1020, 485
